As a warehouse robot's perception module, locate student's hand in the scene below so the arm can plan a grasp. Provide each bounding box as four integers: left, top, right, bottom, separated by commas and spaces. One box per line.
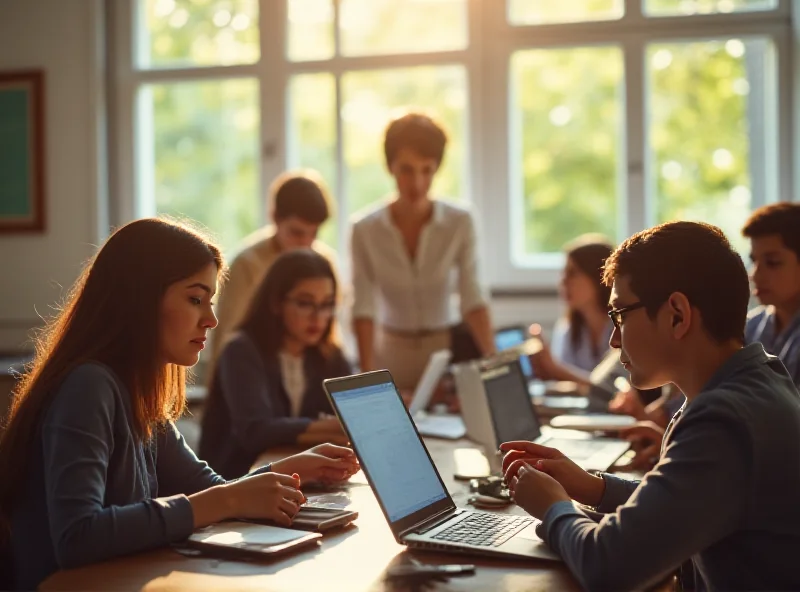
505, 461, 570, 519
618, 421, 664, 471
272, 443, 360, 485
224, 472, 305, 527
500, 441, 605, 507
608, 390, 647, 420
527, 324, 568, 381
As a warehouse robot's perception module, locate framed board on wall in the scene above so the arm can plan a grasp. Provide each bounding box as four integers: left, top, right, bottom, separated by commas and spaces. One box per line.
0, 69, 45, 233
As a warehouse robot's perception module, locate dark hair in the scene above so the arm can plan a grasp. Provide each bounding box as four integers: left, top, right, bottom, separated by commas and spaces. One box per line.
270, 170, 332, 225
603, 221, 750, 343
742, 202, 800, 260
0, 218, 223, 543
237, 249, 341, 363
564, 236, 614, 353
384, 112, 448, 168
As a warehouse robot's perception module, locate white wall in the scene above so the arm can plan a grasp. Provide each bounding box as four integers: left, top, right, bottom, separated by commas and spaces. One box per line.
0, 0, 106, 352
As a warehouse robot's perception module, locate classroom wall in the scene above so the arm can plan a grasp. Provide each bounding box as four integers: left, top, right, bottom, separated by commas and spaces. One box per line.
0, 0, 107, 353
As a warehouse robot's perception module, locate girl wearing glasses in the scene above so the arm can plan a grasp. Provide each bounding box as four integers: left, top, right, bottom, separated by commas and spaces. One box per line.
200, 249, 352, 479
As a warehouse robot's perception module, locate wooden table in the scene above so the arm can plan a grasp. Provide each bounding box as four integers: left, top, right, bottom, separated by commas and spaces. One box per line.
42, 438, 580, 591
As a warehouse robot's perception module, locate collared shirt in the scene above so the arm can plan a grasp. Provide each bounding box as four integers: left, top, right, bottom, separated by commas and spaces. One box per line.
350, 199, 488, 331
550, 317, 613, 373
209, 226, 338, 365
539, 343, 800, 591
745, 305, 800, 387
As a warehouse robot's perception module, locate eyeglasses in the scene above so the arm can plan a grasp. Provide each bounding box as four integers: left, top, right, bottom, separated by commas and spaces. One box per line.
608, 302, 646, 331
285, 298, 336, 319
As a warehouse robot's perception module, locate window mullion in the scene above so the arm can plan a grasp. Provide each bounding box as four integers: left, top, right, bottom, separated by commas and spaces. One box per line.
624, 36, 647, 236
260, 0, 289, 225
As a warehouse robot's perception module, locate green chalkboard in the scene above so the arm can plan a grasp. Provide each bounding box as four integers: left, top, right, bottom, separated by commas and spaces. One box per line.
0, 70, 44, 232
0, 86, 32, 218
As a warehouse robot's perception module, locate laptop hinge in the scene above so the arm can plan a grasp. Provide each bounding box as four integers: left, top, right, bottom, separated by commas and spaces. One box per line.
399, 507, 462, 537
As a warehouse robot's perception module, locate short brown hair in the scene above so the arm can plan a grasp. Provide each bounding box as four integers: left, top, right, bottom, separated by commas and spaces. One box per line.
742, 202, 800, 260
603, 221, 749, 343
384, 112, 447, 168
270, 170, 332, 225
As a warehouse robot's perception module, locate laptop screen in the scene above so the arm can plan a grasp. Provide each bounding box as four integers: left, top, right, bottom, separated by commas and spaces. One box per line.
494, 328, 534, 378
328, 380, 449, 523
481, 361, 541, 445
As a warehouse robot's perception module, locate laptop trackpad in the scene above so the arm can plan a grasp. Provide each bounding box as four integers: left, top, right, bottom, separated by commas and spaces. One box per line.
516, 523, 542, 541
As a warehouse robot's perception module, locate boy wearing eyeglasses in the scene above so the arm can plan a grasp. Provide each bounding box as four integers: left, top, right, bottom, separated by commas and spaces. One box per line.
743, 202, 800, 387
502, 221, 800, 591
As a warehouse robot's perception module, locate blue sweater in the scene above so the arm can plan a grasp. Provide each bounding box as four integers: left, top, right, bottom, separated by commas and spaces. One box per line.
199, 333, 351, 479
9, 363, 267, 590
540, 344, 800, 591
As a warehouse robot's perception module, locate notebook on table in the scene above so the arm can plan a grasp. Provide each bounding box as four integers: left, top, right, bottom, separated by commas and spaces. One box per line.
185, 521, 321, 560
322, 370, 559, 561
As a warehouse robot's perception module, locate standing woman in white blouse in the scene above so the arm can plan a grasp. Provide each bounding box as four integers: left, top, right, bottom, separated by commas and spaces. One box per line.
350, 112, 495, 390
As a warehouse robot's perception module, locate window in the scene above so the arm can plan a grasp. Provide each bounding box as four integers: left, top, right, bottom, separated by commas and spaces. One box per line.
116, 0, 792, 288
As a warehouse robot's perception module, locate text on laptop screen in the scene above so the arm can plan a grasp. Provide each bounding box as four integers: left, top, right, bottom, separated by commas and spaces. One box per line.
482, 363, 541, 444
331, 382, 448, 522
494, 329, 534, 378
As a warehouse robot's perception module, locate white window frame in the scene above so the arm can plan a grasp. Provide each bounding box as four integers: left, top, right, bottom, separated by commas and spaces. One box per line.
110, 0, 794, 291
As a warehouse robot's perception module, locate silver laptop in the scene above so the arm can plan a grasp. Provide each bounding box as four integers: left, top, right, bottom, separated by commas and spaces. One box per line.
322, 370, 559, 561
408, 349, 466, 439
454, 358, 630, 473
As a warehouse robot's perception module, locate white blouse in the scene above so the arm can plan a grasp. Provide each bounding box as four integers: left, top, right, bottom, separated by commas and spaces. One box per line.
278, 351, 306, 417
350, 200, 488, 331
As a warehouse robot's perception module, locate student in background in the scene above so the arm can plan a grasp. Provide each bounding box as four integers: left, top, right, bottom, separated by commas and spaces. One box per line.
209, 170, 338, 366
742, 202, 800, 386
0, 219, 358, 590
350, 111, 494, 390
530, 236, 614, 381
502, 221, 800, 591
200, 250, 351, 479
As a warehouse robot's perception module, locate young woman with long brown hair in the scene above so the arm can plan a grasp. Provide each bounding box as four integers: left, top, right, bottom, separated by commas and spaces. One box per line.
0, 218, 358, 590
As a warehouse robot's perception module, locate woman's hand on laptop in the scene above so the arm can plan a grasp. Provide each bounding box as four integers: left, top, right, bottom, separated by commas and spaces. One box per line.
500, 441, 606, 507
272, 443, 361, 486
220, 472, 305, 527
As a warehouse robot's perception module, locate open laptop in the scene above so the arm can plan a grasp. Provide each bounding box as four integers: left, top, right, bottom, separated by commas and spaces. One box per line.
454, 358, 630, 473
494, 325, 534, 379
408, 349, 466, 439
322, 370, 560, 561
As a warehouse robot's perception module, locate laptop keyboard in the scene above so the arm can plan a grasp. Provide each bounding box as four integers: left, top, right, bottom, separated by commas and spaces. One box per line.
549, 438, 601, 460
432, 513, 535, 547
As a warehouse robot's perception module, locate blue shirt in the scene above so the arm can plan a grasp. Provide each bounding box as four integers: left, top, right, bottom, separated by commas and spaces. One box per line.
745, 305, 800, 387
551, 318, 613, 373
539, 343, 800, 591
9, 363, 270, 590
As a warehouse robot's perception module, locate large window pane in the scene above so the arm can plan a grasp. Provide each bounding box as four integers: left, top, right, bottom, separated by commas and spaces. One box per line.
339, 0, 467, 56
508, 0, 623, 24
139, 79, 260, 255
287, 73, 338, 248
510, 47, 623, 260
645, 0, 777, 16
139, 0, 259, 68
287, 0, 334, 62
341, 66, 468, 217
647, 39, 773, 252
